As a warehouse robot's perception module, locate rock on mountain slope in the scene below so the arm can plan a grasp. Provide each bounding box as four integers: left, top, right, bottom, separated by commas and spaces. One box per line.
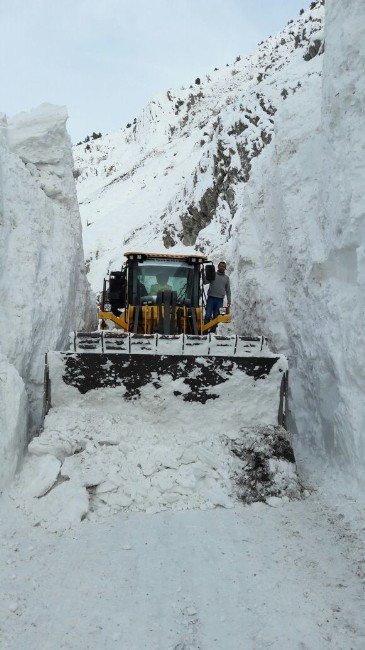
0, 104, 94, 487
74, 0, 365, 484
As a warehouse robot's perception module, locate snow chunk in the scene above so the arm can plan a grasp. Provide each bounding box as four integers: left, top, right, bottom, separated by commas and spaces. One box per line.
7, 103, 69, 166
32, 481, 89, 533
17, 454, 61, 498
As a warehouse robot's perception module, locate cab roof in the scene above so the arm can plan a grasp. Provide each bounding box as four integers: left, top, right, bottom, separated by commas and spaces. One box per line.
124, 251, 207, 262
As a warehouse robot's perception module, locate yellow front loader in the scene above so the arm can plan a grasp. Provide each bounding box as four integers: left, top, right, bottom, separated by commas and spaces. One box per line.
44, 252, 288, 429
98, 251, 230, 335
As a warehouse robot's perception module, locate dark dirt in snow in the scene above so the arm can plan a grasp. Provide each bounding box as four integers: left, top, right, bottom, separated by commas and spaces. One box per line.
228, 425, 302, 503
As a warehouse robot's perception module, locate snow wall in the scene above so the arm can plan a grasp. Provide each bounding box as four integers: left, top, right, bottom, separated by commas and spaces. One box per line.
230, 0, 365, 478
0, 104, 94, 488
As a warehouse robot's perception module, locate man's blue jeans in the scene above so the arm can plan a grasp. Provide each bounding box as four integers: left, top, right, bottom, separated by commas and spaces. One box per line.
205, 296, 223, 323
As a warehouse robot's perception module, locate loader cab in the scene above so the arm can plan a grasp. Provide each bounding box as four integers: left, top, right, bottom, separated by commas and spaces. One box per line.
127, 257, 200, 307
99, 251, 229, 335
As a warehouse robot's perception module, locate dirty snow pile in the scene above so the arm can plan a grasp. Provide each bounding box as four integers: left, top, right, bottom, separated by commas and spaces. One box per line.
0, 104, 93, 488
9, 377, 301, 531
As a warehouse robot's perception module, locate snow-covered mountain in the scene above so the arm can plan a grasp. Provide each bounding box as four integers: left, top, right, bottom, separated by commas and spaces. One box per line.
74, 0, 365, 482
74, 1, 324, 290
0, 104, 93, 487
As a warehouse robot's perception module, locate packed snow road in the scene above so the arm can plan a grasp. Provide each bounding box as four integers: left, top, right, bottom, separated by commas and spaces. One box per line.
0, 491, 364, 650
1, 378, 364, 648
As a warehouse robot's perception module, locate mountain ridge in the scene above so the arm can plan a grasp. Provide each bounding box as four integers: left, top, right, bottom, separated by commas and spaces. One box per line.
73, 0, 324, 291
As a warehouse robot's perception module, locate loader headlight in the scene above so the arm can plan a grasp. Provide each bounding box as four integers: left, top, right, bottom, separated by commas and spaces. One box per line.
104, 302, 111, 311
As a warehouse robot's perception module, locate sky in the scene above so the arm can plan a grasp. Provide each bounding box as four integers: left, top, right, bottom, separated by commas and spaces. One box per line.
1, 0, 309, 143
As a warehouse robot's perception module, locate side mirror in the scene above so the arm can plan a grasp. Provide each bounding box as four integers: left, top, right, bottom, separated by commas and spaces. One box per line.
108, 270, 126, 309
205, 264, 216, 282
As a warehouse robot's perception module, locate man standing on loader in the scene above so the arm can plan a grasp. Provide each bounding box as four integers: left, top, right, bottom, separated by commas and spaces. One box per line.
204, 261, 231, 323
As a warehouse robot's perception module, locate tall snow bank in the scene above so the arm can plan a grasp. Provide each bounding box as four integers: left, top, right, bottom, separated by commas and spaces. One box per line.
318, 0, 365, 467
229, 0, 365, 478
0, 104, 94, 485
0, 354, 27, 489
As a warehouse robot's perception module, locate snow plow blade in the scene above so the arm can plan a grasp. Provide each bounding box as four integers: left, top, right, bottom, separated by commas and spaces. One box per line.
44, 333, 288, 428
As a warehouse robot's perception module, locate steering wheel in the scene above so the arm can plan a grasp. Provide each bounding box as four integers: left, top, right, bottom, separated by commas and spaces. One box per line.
177, 283, 188, 302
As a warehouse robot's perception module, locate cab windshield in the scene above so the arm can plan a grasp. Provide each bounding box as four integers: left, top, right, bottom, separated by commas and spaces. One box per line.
133, 260, 200, 306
